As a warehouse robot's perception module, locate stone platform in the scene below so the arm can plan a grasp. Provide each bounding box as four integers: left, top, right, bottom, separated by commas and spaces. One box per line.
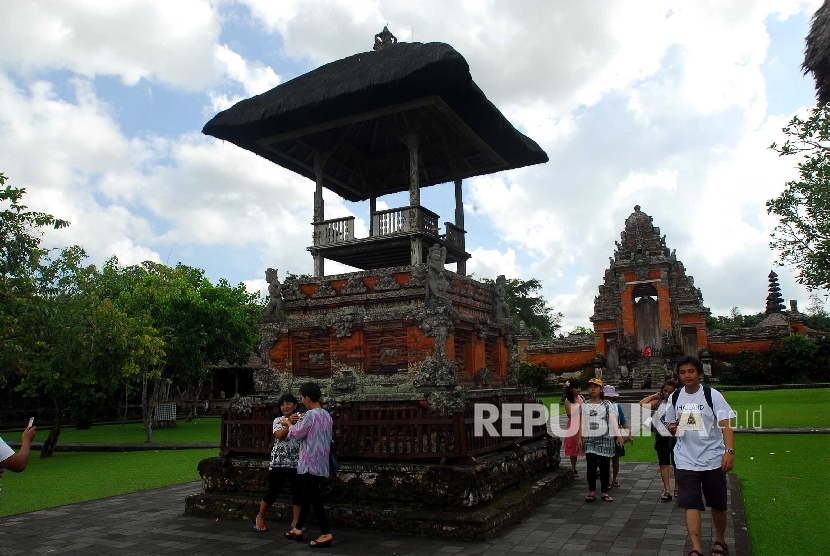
186, 437, 568, 540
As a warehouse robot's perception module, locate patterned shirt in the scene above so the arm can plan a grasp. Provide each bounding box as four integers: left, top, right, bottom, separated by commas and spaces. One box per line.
0, 437, 13, 497
270, 418, 300, 470
581, 400, 618, 457
287, 407, 332, 477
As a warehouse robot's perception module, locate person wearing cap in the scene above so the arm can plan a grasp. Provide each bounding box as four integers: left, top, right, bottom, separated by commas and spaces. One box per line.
577, 377, 623, 502
603, 384, 633, 489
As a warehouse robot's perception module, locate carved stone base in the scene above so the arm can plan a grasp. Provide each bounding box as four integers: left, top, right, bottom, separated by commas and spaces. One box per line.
185, 437, 567, 540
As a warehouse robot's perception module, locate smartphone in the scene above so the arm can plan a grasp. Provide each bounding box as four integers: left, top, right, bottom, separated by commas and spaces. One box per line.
27, 417, 35, 428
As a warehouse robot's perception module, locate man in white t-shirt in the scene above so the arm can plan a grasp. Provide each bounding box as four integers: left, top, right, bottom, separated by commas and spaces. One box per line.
667, 356, 735, 556
0, 422, 37, 497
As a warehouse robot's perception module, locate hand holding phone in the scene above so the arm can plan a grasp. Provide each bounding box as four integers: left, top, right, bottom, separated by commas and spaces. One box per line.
27, 417, 35, 429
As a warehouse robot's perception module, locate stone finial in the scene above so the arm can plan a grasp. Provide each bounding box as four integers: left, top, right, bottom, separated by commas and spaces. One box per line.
790, 299, 799, 313
765, 270, 785, 315
373, 26, 398, 50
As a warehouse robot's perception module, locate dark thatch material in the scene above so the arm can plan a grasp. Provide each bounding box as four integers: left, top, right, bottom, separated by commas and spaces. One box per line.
804, 0, 830, 104
202, 42, 548, 201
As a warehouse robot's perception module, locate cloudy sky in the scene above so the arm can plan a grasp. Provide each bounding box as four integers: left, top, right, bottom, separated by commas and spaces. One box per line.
0, 0, 824, 330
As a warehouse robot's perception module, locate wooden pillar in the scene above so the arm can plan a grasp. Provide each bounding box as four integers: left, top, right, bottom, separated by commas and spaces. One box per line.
402, 132, 420, 207
454, 178, 464, 229
369, 195, 377, 236
411, 236, 423, 265
313, 151, 326, 277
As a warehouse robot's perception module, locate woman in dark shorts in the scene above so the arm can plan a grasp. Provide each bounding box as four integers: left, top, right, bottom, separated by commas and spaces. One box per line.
640, 379, 678, 501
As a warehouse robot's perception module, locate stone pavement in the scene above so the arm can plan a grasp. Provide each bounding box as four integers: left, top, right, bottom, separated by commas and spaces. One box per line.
0, 462, 749, 555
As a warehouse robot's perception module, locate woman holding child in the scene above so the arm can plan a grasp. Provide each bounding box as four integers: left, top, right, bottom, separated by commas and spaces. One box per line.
284, 382, 333, 549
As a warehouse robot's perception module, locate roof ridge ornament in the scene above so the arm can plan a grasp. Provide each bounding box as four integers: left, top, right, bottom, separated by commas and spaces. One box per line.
374, 25, 398, 50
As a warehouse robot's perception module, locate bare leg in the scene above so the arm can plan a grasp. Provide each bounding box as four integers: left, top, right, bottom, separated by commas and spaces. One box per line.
711, 508, 728, 547
570, 455, 578, 471
290, 505, 302, 529
611, 456, 620, 484
255, 501, 269, 531
685, 509, 703, 555
660, 465, 670, 493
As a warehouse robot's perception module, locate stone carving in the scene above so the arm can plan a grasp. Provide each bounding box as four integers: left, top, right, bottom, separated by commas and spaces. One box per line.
460, 276, 473, 297
421, 307, 452, 360
662, 329, 672, 350
229, 395, 258, 413
312, 281, 337, 298
406, 264, 426, 288
476, 367, 492, 387
374, 271, 400, 291
426, 245, 449, 307
493, 275, 511, 320
282, 279, 306, 301
331, 369, 357, 392
263, 268, 283, 322
309, 352, 326, 366
660, 268, 668, 289
253, 368, 280, 393
373, 25, 397, 51
425, 388, 465, 412
414, 357, 458, 388
342, 275, 368, 295
332, 314, 354, 338
379, 347, 399, 362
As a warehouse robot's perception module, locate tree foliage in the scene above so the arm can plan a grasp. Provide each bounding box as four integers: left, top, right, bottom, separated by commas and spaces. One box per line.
768, 105, 830, 291
706, 307, 765, 330
482, 277, 562, 339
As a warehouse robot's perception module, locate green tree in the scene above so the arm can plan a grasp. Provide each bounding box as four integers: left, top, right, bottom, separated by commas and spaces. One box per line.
706, 307, 765, 330
482, 277, 562, 339
805, 293, 830, 332
0, 174, 69, 387
768, 105, 830, 291
101, 259, 262, 442
16, 247, 164, 456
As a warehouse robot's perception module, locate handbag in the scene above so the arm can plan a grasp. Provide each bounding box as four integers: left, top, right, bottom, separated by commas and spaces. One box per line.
328, 438, 340, 475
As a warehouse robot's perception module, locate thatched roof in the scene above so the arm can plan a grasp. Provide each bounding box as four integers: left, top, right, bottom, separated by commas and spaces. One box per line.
804, 0, 830, 104
203, 42, 548, 202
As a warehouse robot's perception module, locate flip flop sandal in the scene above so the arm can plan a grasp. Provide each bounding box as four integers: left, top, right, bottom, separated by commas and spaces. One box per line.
584, 494, 596, 502
611, 481, 622, 488
573, 470, 579, 478
310, 538, 333, 548
688, 551, 703, 556
250, 520, 268, 533
602, 493, 614, 502
660, 492, 672, 501
711, 541, 729, 555
285, 530, 304, 541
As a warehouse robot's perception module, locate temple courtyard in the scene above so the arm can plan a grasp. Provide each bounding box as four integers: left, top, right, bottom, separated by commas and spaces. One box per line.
0, 462, 745, 555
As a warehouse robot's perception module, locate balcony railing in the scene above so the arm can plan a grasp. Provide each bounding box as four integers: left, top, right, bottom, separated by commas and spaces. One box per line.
313, 216, 355, 246
371, 205, 439, 238
441, 222, 466, 252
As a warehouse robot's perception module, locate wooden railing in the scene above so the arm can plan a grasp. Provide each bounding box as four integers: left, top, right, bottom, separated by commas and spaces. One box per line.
220, 396, 548, 461
371, 206, 439, 238
313, 216, 355, 246
442, 222, 466, 251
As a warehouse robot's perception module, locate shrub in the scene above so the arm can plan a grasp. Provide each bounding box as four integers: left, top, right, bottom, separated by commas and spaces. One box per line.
517, 362, 549, 389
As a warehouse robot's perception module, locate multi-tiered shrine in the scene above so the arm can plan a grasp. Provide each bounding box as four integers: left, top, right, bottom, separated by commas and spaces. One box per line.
186, 30, 568, 540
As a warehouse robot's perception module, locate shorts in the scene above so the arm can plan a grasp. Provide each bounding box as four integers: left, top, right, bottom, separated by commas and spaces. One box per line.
614, 443, 625, 458
675, 468, 728, 511
654, 435, 676, 467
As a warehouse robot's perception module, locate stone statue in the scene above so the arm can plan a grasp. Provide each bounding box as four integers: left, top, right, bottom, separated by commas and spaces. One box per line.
426, 244, 449, 307
264, 268, 283, 322
373, 25, 397, 51
493, 275, 511, 320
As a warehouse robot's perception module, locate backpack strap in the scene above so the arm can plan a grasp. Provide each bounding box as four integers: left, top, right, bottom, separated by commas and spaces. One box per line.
671, 386, 715, 416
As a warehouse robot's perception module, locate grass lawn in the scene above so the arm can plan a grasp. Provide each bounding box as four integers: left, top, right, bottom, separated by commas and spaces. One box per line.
720, 388, 830, 429
0, 449, 215, 517
28, 417, 221, 444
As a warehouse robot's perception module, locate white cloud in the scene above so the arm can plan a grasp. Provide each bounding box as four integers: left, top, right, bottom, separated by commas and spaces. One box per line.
214, 44, 280, 95
0, 0, 221, 90
466, 247, 521, 281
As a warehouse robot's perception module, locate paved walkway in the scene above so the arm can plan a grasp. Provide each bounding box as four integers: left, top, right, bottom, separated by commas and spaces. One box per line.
0, 462, 749, 555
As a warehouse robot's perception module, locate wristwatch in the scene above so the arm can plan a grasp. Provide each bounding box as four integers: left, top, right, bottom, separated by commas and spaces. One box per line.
725, 449, 734, 454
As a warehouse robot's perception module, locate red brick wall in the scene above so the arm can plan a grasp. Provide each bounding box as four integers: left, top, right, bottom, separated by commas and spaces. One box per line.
527, 351, 595, 373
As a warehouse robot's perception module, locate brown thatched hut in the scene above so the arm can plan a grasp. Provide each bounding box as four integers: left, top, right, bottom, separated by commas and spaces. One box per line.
804, 0, 830, 104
